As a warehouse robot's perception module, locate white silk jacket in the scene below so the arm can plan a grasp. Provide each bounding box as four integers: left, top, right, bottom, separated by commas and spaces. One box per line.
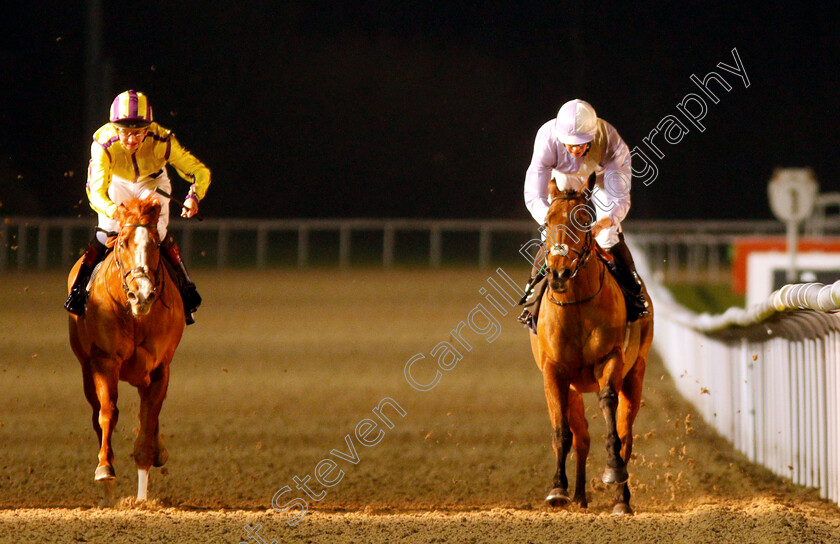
524, 118, 632, 227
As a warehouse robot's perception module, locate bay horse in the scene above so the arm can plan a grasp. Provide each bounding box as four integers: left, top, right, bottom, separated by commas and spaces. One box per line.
68, 196, 185, 503
529, 174, 653, 514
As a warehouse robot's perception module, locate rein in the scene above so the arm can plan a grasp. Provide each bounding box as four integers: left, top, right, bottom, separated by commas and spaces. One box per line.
556, 229, 594, 282
548, 260, 605, 306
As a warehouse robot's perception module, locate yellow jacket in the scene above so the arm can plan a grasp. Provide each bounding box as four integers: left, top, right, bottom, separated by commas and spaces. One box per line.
86, 123, 211, 218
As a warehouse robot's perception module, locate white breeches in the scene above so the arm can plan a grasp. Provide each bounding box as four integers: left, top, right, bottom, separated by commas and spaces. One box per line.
96, 170, 171, 244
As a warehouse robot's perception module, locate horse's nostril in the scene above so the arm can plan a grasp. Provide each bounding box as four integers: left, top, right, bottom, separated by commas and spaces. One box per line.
552, 268, 571, 281
127, 292, 137, 301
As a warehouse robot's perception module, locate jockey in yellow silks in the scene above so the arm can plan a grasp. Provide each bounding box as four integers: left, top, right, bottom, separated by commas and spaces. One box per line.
65, 90, 211, 325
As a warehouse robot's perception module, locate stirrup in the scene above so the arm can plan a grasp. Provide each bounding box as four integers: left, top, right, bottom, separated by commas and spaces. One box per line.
627, 296, 650, 322
517, 309, 538, 334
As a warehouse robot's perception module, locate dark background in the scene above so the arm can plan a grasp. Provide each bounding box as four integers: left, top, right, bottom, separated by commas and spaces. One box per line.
2, 2, 837, 221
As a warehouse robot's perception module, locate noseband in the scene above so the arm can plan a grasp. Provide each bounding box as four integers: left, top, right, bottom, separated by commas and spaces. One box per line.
547, 228, 594, 283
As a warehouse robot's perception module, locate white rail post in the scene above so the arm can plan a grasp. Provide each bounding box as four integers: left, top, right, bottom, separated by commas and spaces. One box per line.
180, 224, 194, 265
17, 225, 27, 270
37, 222, 48, 270
218, 224, 229, 269
0, 222, 8, 269
739, 337, 756, 460
297, 226, 309, 268
339, 225, 351, 269
383, 225, 395, 268
478, 226, 490, 269
61, 224, 73, 268
430, 226, 441, 269
256, 225, 268, 269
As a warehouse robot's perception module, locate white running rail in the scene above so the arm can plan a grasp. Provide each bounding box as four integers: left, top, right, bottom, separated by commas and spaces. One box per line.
632, 236, 840, 505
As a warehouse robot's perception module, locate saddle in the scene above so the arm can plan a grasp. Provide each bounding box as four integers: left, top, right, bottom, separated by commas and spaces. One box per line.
593, 243, 613, 266
85, 242, 116, 295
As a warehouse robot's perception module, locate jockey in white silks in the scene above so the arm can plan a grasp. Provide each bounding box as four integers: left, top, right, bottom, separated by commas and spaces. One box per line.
518, 99, 649, 329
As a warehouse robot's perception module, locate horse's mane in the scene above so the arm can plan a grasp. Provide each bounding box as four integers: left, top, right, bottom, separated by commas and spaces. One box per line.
114, 198, 162, 241
547, 186, 596, 237
117, 198, 161, 225
553, 189, 580, 200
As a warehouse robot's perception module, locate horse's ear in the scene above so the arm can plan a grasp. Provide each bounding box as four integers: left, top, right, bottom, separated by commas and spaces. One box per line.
113, 203, 127, 224
151, 198, 162, 220
548, 177, 560, 199
586, 172, 596, 194
143, 196, 162, 223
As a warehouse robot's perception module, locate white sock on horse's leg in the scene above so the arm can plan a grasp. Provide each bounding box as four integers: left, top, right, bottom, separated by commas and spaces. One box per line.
137, 468, 149, 500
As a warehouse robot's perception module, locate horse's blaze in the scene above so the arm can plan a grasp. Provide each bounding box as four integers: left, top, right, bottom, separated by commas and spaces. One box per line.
127, 227, 156, 315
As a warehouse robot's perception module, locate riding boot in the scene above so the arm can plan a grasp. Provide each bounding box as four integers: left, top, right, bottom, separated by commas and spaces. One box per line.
517, 265, 547, 333
64, 236, 109, 315
161, 234, 201, 325
605, 233, 650, 322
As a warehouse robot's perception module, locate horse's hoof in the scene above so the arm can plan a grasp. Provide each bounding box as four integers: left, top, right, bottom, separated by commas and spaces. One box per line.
94, 465, 116, 481
612, 502, 634, 515
545, 487, 571, 507
602, 466, 628, 485
98, 478, 116, 508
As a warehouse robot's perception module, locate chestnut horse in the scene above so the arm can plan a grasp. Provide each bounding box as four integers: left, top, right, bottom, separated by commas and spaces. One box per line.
68, 197, 185, 503
529, 175, 653, 514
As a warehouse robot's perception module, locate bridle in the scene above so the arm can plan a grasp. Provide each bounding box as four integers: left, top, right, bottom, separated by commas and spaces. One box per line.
545, 192, 604, 306
547, 260, 604, 306
113, 222, 164, 300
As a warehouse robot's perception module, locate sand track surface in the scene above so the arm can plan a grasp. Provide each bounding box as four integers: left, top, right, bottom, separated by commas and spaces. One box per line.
1, 270, 838, 543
